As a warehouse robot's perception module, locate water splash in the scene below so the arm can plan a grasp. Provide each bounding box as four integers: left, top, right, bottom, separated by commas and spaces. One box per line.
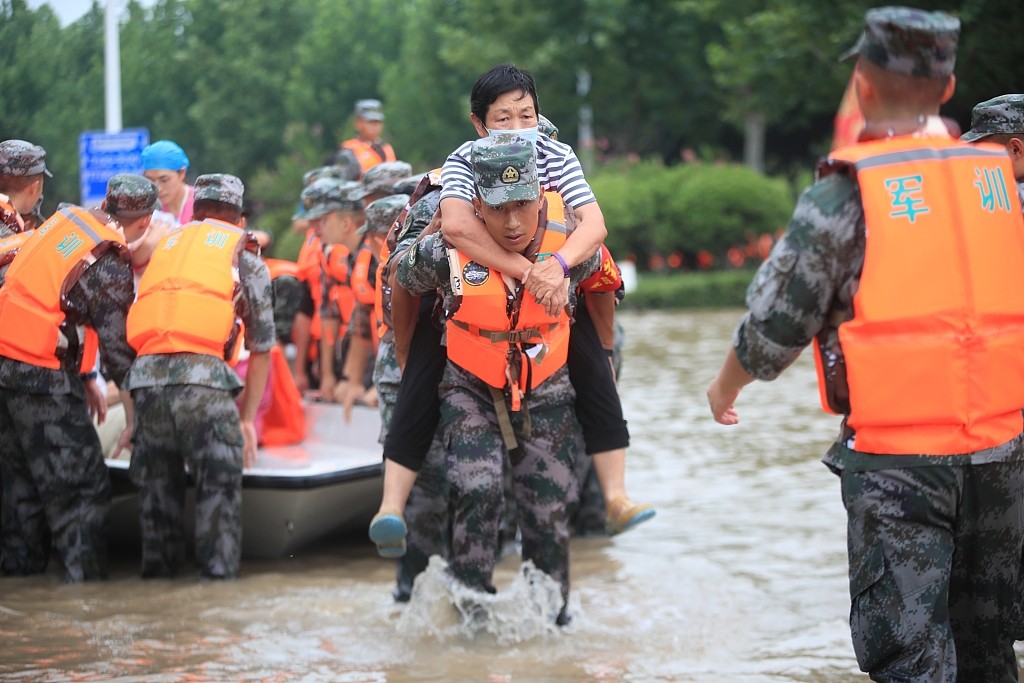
396, 556, 565, 645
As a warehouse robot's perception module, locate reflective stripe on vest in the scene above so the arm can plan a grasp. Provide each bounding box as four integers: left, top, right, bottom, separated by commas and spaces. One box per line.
127, 219, 246, 359
446, 221, 571, 400
821, 136, 1024, 455
341, 138, 397, 176
0, 206, 126, 370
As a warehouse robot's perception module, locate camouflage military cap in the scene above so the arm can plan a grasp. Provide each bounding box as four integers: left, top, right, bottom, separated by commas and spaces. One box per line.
392, 172, 427, 195
0, 139, 52, 177
961, 94, 1024, 142
842, 6, 959, 78
358, 194, 410, 235
355, 161, 413, 199
538, 114, 559, 141
194, 173, 245, 209
471, 134, 540, 208
105, 173, 159, 218
355, 99, 385, 122
302, 165, 348, 188
301, 178, 362, 219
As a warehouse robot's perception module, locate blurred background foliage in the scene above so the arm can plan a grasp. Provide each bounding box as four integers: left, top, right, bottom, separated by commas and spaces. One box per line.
2, 0, 1021, 264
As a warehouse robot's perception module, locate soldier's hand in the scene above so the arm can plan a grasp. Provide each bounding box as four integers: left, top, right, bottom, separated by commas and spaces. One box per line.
241, 419, 258, 468
525, 258, 570, 316
707, 375, 741, 425
110, 426, 132, 460
339, 382, 366, 423
83, 377, 108, 425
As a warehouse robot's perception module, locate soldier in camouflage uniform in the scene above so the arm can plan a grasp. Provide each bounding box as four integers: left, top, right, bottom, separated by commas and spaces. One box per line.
708, 8, 1024, 681
301, 177, 364, 402
0, 140, 50, 237
0, 176, 147, 581
125, 173, 275, 580
390, 136, 599, 621
962, 93, 1024, 208
335, 194, 409, 413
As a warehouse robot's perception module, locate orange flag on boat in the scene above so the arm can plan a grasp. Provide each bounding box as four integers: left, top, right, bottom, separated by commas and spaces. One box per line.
831, 72, 864, 150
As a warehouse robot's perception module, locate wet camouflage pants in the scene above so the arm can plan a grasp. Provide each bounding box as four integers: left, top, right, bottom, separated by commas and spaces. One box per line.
0, 387, 111, 581
840, 461, 1024, 682
129, 385, 244, 579
440, 363, 579, 604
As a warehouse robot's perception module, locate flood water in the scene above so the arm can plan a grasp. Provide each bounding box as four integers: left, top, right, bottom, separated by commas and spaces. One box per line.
1, 309, 1021, 682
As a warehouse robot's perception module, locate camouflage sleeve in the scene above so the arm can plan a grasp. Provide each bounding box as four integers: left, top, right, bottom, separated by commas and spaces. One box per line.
395, 191, 441, 244
348, 300, 372, 341
395, 231, 449, 297
271, 275, 305, 343
734, 173, 865, 381
568, 246, 601, 288
79, 250, 136, 387
238, 250, 276, 354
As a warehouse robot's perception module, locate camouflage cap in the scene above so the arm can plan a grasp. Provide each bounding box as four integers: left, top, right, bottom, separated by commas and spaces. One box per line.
355, 99, 385, 122
301, 178, 362, 219
471, 134, 540, 208
302, 164, 349, 188
358, 194, 410, 235
961, 94, 1024, 142
0, 139, 52, 177
538, 114, 559, 141
355, 161, 413, 199
105, 173, 159, 218
392, 172, 428, 196
842, 6, 959, 78
194, 173, 245, 209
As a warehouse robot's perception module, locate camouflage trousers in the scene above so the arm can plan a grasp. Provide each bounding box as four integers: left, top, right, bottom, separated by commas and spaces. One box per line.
0, 386, 111, 581
440, 363, 579, 604
129, 385, 244, 579
839, 461, 1024, 682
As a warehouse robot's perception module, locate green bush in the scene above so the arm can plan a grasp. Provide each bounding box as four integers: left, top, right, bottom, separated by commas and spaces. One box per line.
619, 270, 757, 309
589, 161, 794, 267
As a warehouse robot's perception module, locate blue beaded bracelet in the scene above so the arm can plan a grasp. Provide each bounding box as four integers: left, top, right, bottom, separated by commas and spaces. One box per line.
553, 252, 570, 278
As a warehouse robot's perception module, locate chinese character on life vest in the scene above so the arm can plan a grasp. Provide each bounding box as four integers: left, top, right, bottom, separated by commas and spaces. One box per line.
886, 175, 930, 223
55, 232, 85, 259
974, 167, 1013, 213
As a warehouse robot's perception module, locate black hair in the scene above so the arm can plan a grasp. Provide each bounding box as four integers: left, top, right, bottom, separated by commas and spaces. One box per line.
469, 64, 540, 123
194, 199, 242, 225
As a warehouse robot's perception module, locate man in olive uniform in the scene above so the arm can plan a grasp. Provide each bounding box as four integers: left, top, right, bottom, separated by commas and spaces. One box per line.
0, 176, 147, 581
125, 173, 275, 580
394, 136, 600, 624
707, 8, 1024, 681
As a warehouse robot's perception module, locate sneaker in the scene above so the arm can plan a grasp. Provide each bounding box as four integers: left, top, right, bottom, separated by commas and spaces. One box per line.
605, 497, 656, 536
369, 512, 408, 558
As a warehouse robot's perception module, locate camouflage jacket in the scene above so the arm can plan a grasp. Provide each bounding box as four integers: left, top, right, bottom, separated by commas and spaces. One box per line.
125, 250, 275, 392
0, 249, 136, 395
735, 168, 1024, 468
396, 214, 600, 325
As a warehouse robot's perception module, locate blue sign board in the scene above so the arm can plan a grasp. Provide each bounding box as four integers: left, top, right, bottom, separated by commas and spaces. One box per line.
78, 128, 149, 207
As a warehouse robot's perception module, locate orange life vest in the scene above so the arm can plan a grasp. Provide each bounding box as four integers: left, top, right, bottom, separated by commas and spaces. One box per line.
341, 138, 397, 176
324, 243, 356, 339
128, 219, 255, 359
265, 257, 301, 282
446, 221, 571, 411
0, 229, 32, 270
259, 344, 307, 446
816, 135, 1024, 455
296, 229, 324, 342
0, 206, 127, 370
351, 244, 376, 306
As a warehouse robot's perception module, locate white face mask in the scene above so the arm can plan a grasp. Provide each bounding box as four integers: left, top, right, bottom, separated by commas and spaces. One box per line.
487, 126, 539, 144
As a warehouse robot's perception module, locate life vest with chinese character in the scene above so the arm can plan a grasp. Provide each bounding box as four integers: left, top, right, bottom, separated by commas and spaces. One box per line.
0, 206, 127, 371
446, 220, 571, 411
341, 138, 396, 176
817, 135, 1024, 455
324, 243, 355, 340
128, 219, 257, 359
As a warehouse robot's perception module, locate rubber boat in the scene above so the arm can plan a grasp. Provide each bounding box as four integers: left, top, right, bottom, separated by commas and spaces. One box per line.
105, 402, 384, 559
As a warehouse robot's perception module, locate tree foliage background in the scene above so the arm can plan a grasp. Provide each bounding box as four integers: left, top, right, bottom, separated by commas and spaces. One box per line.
2, 0, 1021, 257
